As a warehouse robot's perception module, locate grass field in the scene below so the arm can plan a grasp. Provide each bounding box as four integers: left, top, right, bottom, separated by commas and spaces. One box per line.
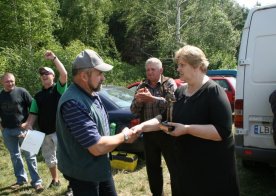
0, 136, 276, 196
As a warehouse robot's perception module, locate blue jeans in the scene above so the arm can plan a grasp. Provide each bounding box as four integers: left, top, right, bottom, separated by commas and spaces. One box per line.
2, 128, 42, 187
64, 175, 117, 196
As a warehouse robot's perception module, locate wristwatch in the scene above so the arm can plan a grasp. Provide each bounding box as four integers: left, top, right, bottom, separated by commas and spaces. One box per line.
122, 131, 129, 142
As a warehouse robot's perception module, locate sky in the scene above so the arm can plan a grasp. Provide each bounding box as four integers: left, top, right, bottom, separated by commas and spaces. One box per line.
235, 0, 276, 8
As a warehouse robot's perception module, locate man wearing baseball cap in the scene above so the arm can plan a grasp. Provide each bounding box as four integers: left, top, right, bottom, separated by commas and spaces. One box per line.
21, 50, 72, 194
38, 67, 55, 76
56, 49, 138, 195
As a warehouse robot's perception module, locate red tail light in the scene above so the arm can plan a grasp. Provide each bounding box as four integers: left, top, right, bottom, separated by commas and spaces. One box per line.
234, 99, 243, 128
243, 149, 252, 155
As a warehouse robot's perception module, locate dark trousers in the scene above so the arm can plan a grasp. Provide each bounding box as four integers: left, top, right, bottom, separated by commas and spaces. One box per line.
64, 175, 117, 196
143, 131, 181, 196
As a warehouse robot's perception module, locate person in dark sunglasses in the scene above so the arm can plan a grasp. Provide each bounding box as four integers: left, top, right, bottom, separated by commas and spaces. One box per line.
21, 50, 72, 195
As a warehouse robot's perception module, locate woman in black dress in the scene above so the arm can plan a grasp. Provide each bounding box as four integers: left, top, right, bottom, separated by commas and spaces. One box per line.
133, 45, 240, 196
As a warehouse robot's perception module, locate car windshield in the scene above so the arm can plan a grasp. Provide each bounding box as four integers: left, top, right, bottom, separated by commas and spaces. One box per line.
101, 86, 134, 108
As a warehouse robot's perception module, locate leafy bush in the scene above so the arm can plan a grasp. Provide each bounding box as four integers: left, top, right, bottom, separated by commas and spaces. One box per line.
0, 40, 145, 94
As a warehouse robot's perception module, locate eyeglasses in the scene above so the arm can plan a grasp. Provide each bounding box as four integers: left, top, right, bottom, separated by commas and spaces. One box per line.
40, 72, 51, 76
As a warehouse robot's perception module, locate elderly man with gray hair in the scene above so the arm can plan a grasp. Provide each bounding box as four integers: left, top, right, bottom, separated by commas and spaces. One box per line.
130, 57, 178, 196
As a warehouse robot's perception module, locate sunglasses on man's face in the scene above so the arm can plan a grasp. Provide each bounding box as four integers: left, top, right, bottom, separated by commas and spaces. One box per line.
40, 72, 51, 76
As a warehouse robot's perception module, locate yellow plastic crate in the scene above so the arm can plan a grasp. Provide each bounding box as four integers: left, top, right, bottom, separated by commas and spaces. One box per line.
110, 151, 138, 171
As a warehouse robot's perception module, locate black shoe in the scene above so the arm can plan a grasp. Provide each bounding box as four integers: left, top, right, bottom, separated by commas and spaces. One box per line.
48, 180, 61, 188
10, 181, 27, 189
34, 184, 44, 193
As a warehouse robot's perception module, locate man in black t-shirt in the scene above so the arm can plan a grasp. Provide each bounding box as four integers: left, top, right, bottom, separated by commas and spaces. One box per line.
21, 50, 71, 194
0, 73, 43, 193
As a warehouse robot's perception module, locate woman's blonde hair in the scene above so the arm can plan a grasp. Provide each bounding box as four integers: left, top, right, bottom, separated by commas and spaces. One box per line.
175, 45, 209, 73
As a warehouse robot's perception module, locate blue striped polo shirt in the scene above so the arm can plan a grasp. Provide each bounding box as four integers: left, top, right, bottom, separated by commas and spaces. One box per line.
61, 93, 110, 148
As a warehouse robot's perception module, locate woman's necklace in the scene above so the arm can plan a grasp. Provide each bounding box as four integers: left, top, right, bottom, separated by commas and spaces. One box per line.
183, 75, 209, 103
185, 82, 202, 97
184, 83, 203, 102
184, 87, 195, 103
185, 87, 197, 97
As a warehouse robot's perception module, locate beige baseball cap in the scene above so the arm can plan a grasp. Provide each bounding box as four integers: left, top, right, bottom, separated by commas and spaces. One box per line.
38, 67, 55, 75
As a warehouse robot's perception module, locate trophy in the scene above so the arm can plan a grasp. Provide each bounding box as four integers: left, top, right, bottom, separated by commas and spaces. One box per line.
159, 89, 176, 132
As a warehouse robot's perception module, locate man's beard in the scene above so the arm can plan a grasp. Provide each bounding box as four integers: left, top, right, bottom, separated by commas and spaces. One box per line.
89, 82, 102, 92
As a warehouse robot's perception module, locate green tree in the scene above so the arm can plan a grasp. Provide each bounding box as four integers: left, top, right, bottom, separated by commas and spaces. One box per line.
56, 0, 115, 54
0, 0, 62, 93
182, 2, 240, 68
0, 0, 249, 91
112, 0, 244, 73
0, 0, 59, 49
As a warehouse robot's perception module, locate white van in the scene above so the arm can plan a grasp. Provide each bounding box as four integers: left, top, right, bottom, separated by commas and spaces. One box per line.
235, 4, 276, 167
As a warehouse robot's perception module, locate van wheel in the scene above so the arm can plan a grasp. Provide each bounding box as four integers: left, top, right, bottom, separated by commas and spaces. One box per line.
242, 160, 255, 168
